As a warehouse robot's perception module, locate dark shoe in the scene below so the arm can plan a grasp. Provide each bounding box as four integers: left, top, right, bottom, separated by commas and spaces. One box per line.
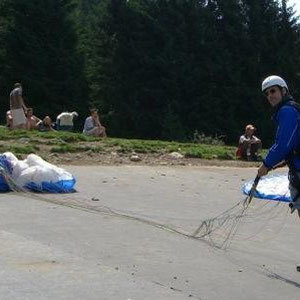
289, 202, 296, 214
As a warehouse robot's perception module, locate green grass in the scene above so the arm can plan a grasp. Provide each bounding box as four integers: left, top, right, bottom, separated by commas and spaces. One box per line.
100, 138, 237, 159
0, 127, 254, 161
0, 127, 99, 142
0, 144, 40, 154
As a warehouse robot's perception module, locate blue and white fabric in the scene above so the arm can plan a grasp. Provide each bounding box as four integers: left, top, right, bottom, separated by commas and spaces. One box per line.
0, 152, 76, 193
243, 174, 291, 202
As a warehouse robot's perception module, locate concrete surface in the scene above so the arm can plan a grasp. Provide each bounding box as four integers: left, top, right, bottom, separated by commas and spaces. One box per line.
0, 165, 299, 300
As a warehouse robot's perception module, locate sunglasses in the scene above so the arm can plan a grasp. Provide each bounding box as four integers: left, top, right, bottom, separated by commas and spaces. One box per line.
264, 88, 277, 97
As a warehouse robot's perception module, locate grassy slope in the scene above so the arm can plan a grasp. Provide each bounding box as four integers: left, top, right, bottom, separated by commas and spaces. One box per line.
0, 127, 263, 161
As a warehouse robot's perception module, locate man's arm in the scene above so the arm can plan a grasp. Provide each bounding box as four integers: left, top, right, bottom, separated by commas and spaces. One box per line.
264, 106, 299, 169
33, 115, 41, 123
250, 135, 261, 144
239, 135, 250, 145
94, 114, 102, 127
19, 95, 27, 111
258, 106, 299, 177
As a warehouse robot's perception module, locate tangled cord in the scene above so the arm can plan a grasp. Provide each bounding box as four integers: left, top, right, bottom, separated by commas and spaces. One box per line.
0, 166, 288, 250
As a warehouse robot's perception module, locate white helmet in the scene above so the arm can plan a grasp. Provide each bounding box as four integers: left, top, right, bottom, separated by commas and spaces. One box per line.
261, 75, 288, 92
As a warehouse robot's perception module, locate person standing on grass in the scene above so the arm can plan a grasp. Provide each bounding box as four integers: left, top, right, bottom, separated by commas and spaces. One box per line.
257, 75, 300, 218
9, 83, 27, 129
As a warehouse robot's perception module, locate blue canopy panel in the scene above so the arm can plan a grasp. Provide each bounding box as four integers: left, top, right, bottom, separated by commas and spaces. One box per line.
243, 174, 291, 202
0, 174, 10, 192
25, 179, 76, 193
0, 173, 76, 193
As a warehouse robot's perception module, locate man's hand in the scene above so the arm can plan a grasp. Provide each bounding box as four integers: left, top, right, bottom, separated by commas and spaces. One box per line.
257, 163, 269, 177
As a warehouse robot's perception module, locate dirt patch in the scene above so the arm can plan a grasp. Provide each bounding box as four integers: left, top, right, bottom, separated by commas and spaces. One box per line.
1, 138, 261, 168
39, 151, 261, 168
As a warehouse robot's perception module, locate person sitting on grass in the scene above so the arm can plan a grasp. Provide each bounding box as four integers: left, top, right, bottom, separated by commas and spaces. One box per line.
83, 108, 106, 137
37, 116, 56, 132
26, 108, 41, 130
237, 124, 262, 161
6, 110, 13, 129
56, 111, 78, 131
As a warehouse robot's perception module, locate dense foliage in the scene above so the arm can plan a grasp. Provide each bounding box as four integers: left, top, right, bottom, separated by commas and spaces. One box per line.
1, 0, 300, 145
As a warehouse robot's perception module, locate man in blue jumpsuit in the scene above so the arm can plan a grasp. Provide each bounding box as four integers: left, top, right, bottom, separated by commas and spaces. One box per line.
258, 75, 300, 219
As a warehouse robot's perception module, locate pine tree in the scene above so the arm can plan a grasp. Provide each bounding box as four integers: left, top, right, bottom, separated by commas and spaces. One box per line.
0, 0, 87, 120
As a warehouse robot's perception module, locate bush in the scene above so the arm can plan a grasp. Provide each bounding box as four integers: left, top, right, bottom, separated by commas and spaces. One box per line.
193, 130, 225, 146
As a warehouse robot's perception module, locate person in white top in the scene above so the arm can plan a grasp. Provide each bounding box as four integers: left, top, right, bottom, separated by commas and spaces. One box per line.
238, 124, 262, 161
56, 111, 78, 131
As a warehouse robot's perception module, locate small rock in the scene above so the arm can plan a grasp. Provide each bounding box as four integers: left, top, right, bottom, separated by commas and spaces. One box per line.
238, 269, 243, 272
130, 155, 141, 162
91, 197, 100, 201
49, 153, 59, 157
297, 265, 300, 272
169, 152, 184, 159
18, 137, 30, 143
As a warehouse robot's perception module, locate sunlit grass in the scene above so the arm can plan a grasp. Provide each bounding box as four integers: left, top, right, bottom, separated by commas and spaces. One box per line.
0, 144, 40, 154
0, 127, 252, 161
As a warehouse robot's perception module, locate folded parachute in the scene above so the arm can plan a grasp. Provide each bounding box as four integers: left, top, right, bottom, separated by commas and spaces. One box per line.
0, 152, 76, 193
242, 173, 291, 202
